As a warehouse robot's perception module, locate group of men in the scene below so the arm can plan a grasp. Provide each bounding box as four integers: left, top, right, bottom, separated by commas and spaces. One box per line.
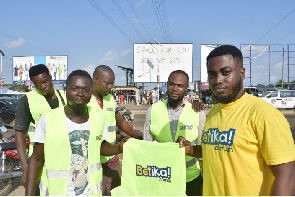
14, 45, 294, 196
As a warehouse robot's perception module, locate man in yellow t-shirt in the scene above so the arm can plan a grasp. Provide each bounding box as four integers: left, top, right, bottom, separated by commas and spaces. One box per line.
179, 45, 295, 196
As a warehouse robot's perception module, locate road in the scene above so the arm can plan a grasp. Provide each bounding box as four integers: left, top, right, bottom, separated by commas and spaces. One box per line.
5, 103, 295, 196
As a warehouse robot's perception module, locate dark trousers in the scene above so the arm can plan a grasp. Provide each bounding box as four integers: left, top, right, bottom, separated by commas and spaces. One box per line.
186, 175, 203, 196
102, 159, 122, 196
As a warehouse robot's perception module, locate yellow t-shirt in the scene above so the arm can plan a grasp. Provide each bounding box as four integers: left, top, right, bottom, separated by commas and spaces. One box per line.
202, 93, 295, 196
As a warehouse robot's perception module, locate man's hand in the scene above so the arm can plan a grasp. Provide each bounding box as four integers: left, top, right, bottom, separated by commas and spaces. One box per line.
177, 136, 193, 155
119, 138, 127, 153
191, 100, 204, 112
21, 164, 28, 187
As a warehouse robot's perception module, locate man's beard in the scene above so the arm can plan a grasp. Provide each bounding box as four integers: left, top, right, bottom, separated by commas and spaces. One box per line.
167, 95, 183, 105
211, 77, 242, 104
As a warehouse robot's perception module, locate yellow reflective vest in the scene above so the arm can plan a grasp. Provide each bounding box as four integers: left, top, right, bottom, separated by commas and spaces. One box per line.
39, 107, 105, 196
150, 100, 201, 182
88, 94, 116, 163
26, 89, 65, 156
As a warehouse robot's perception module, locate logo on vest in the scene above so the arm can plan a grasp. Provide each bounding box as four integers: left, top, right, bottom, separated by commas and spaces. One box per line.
179, 125, 193, 130
106, 107, 114, 111
136, 164, 171, 183
96, 135, 102, 140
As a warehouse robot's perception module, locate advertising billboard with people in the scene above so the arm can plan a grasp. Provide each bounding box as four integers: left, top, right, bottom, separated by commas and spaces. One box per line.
12, 56, 68, 84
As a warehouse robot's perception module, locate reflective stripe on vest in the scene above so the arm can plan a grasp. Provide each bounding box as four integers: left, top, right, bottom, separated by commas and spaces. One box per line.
186, 158, 198, 168
40, 107, 104, 196
27, 90, 66, 157
89, 162, 102, 173
108, 125, 116, 133
46, 169, 68, 179
150, 100, 201, 182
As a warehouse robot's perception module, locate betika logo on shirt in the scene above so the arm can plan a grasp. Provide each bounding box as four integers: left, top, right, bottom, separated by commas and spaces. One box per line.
136, 164, 171, 183
202, 128, 236, 152
179, 125, 193, 130
106, 107, 114, 111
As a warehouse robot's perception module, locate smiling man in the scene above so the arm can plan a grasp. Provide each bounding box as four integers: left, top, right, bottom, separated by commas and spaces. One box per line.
143, 70, 206, 196
179, 45, 295, 196
15, 64, 66, 194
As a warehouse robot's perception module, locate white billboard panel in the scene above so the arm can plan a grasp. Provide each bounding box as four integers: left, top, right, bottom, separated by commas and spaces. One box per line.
200, 44, 219, 83
12, 56, 68, 84
134, 43, 193, 83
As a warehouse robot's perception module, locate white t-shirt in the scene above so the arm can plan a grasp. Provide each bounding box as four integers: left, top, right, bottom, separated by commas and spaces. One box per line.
34, 115, 91, 196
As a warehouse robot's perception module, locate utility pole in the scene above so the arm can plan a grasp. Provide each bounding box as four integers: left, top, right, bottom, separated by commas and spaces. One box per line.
117, 65, 134, 86
281, 47, 285, 90
249, 45, 252, 86
0, 50, 5, 94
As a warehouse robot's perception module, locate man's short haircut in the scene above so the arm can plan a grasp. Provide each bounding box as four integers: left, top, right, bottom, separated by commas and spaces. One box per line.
93, 65, 114, 77
29, 64, 50, 80
168, 70, 189, 83
66, 69, 92, 86
206, 45, 243, 67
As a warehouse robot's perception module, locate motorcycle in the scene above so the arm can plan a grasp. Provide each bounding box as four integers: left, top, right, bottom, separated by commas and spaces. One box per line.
0, 130, 29, 196
116, 107, 142, 143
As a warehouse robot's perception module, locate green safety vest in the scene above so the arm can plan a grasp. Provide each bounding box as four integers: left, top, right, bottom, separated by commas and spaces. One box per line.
150, 100, 201, 182
26, 89, 65, 156
111, 139, 186, 196
39, 107, 105, 196
88, 94, 116, 163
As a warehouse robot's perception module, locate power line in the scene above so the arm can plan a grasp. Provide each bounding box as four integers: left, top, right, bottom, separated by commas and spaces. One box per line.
151, 0, 171, 42
125, 0, 154, 41
255, 8, 295, 44
240, 0, 269, 33
273, 28, 295, 44
0, 31, 55, 56
160, 0, 172, 42
88, 0, 134, 43
111, 0, 147, 42
0, 31, 85, 68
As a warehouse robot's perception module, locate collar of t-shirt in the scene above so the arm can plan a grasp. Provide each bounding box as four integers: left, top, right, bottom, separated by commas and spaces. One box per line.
166, 99, 185, 112
95, 96, 103, 109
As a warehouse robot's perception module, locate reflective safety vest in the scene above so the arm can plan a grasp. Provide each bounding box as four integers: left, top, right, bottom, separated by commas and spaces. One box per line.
88, 94, 116, 163
39, 107, 105, 196
27, 89, 65, 156
150, 100, 201, 182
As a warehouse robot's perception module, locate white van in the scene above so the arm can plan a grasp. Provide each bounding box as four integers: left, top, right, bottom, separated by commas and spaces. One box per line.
259, 91, 274, 99
262, 90, 295, 109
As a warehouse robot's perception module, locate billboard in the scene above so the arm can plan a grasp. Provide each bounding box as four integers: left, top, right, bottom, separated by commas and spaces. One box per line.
12, 56, 68, 84
200, 44, 220, 83
133, 43, 193, 83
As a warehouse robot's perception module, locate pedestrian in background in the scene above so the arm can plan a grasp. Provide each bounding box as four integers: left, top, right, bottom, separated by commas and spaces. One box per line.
179, 45, 295, 195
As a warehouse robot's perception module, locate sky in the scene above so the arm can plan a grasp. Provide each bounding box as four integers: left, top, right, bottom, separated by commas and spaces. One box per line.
1, 0, 295, 90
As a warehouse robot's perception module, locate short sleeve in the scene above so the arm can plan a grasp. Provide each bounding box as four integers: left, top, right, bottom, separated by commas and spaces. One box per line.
196, 110, 206, 145
256, 112, 295, 165
143, 107, 154, 141
33, 115, 48, 143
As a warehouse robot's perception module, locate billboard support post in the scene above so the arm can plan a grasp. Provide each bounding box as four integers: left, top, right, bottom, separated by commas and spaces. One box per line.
0, 50, 5, 94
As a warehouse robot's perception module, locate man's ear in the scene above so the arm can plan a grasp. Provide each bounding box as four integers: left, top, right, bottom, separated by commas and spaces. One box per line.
240, 68, 245, 80
93, 75, 98, 83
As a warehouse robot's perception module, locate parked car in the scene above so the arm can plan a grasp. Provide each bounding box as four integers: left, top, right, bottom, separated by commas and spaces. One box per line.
259, 91, 274, 99
0, 99, 18, 127
262, 90, 295, 109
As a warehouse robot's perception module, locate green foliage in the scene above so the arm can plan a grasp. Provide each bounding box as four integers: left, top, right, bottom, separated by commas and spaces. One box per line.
4, 84, 30, 92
